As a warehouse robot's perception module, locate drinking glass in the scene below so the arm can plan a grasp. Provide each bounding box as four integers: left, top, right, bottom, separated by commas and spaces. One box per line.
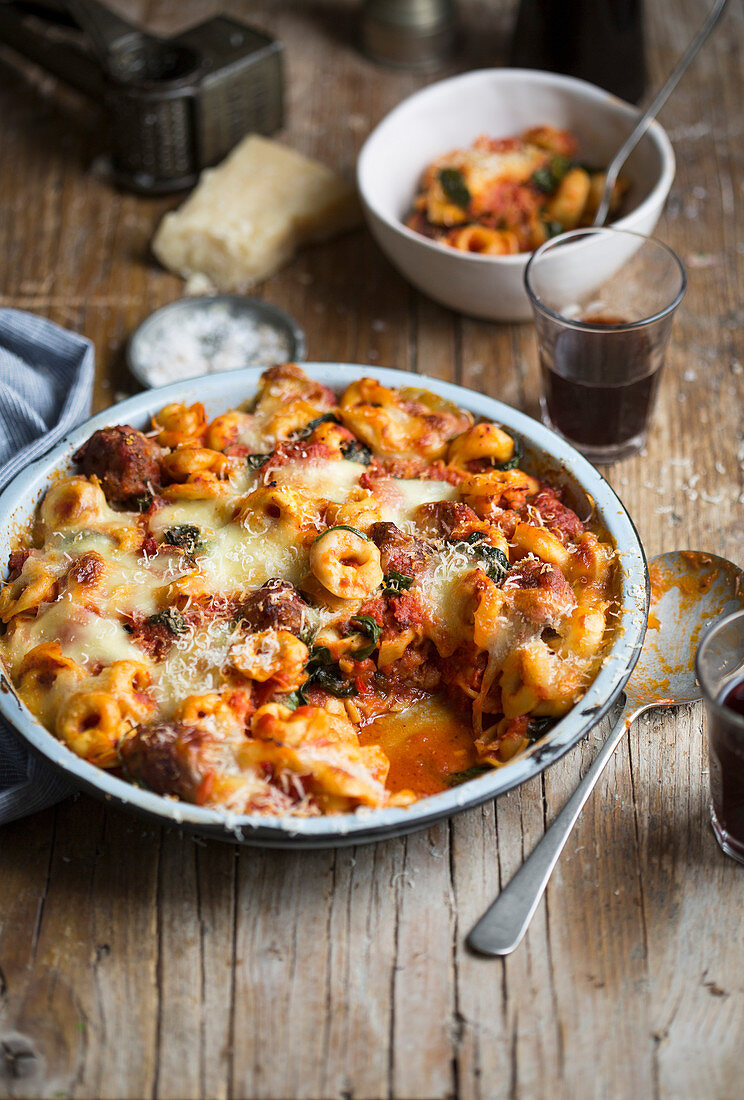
524, 227, 686, 463
696, 609, 744, 865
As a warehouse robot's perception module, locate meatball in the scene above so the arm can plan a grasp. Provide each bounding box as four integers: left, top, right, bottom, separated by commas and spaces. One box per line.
503, 558, 576, 628
73, 425, 161, 507
368, 522, 431, 578
529, 486, 584, 544
417, 501, 484, 541
240, 579, 310, 637
119, 722, 209, 801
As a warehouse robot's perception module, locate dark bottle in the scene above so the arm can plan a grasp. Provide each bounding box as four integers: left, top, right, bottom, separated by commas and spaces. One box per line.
510, 0, 646, 105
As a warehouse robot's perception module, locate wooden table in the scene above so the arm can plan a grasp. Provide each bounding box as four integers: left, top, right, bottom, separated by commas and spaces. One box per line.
1, 1, 743, 1097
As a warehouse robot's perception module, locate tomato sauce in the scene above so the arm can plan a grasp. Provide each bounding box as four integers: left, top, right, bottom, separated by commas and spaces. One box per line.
359, 696, 478, 797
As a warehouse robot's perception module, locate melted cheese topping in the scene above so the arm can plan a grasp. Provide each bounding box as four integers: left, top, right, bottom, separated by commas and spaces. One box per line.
153, 619, 241, 717
376, 478, 458, 529
5, 600, 144, 674
439, 143, 546, 196
198, 521, 308, 594
149, 499, 227, 538
268, 458, 365, 503
413, 544, 479, 655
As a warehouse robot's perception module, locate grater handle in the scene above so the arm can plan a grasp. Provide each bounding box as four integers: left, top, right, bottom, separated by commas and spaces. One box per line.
0, 1, 104, 97
64, 0, 151, 74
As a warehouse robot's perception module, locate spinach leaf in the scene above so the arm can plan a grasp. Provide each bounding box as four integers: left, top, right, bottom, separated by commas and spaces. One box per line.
341, 439, 373, 465
477, 545, 510, 584
452, 539, 509, 585
531, 155, 572, 194
313, 524, 368, 543
132, 492, 153, 513
163, 524, 203, 555
543, 219, 564, 239
246, 453, 271, 470
291, 412, 340, 441
549, 154, 571, 183
282, 690, 303, 711
350, 615, 382, 660
299, 644, 358, 701
147, 607, 188, 635
439, 167, 471, 209
445, 764, 491, 787
531, 166, 555, 193
382, 571, 412, 594
313, 665, 358, 698
382, 569, 413, 595
494, 435, 522, 472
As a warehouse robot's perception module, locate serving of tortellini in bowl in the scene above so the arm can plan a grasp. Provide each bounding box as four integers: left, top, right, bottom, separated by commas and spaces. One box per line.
358, 68, 675, 320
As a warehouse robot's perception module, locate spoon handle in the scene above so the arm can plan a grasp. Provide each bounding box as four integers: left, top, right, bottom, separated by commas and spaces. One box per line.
468, 699, 643, 956
593, 0, 729, 226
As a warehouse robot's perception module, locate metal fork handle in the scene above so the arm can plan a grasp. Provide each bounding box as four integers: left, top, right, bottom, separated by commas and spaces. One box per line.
467, 698, 646, 957
594, 0, 730, 226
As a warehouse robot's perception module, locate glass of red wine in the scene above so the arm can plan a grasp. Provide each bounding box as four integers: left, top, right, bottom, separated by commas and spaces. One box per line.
696, 609, 744, 865
524, 228, 686, 463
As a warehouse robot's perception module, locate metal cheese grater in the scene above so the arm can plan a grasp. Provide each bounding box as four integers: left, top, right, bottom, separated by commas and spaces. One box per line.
0, 0, 284, 193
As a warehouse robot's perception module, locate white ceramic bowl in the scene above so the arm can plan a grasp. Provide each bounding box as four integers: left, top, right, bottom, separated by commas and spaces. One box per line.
357, 69, 676, 322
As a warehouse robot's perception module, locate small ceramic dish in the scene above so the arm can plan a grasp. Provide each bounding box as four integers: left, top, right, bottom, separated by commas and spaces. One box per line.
357, 69, 675, 321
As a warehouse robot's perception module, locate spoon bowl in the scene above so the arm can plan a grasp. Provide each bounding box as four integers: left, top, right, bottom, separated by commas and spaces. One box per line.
629, 550, 744, 706
469, 549, 744, 956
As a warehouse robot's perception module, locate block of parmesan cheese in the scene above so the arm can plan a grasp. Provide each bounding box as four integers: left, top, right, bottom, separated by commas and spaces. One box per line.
152, 135, 362, 291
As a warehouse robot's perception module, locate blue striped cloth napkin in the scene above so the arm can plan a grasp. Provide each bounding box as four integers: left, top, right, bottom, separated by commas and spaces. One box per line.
0, 308, 95, 825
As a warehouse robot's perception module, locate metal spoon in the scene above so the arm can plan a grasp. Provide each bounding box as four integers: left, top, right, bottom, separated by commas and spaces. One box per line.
468, 550, 744, 957
594, 0, 729, 227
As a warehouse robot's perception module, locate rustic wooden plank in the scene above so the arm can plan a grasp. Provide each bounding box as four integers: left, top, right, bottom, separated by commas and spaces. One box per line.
388, 825, 457, 1100
1, 0, 744, 1098
151, 832, 236, 1100
0, 795, 163, 1100
47, 801, 161, 1100
0, 810, 60, 1099
542, 726, 655, 1098
228, 846, 336, 1099
631, 704, 744, 1100
451, 782, 565, 1100
319, 842, 403, 1100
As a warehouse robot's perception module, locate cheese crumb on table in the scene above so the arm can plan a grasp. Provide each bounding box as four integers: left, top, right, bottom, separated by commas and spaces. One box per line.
152, 135, 362, 291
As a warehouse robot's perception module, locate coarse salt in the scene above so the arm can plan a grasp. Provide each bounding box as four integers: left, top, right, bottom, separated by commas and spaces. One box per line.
135, 303, 293, 387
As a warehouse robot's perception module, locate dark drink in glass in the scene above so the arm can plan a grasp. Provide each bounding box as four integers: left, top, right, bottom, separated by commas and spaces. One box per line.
539, 317, 665, 453
525, 229, 686, 464
696, 609, 744, 865
708, 675, 744, 862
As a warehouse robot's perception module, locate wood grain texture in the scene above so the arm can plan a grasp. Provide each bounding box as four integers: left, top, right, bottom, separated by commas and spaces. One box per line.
1, 0, 743, 1097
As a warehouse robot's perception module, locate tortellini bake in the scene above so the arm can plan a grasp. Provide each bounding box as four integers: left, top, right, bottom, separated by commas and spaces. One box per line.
0, 364, 618, 816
